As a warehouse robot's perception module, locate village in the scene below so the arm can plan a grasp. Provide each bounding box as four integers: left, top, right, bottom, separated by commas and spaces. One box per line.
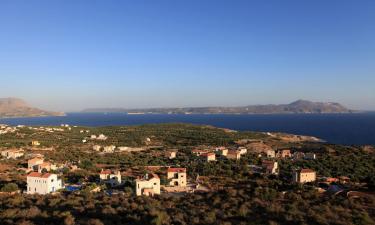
0, 123, 362, 199
0, 123, 374, 224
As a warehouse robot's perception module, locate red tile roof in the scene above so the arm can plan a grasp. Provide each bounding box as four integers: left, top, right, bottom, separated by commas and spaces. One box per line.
28, 157, 43, 163
27, 172, 52, 178
167, 168, 186, 173
100, 169, 112, 175
201, 152, 215, 157
300, 169, 315, 173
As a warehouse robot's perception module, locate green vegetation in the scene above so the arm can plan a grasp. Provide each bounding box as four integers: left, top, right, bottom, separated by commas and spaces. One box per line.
0, 123, 374, 225
0, 183, 19, 193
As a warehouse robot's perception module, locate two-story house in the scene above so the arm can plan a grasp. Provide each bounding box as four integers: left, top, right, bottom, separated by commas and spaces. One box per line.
135, 173, 160, 196
27, 172, 63, 194
167, 168, 187, 187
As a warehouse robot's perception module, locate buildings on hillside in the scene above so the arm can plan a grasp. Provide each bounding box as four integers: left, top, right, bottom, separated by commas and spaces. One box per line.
28, 157, 44, 170
37, 162, 57, 173
293, 152, 305, 160
238, 147, 247, 155
262, 160, 279, 175
167, 168, 187, 187
166, 150, 177, 159
276, 149, 292, 158
1, 149, 24, 159
99, 169, 122, 187
93, 145, 102, 151
200, 152, 216, 162
266, 150, 276, 158
226, 150, 241, 160
103, 145, 116, 153
293, 169, 317, 183
135, 173, 160, 196
192, 149, 209, 156
31, 141, 41, 146
216, 147, 228, 156
27, 172, 63, 194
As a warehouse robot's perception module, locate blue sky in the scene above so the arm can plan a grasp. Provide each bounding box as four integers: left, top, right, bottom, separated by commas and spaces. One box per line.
0, 0, 374, 111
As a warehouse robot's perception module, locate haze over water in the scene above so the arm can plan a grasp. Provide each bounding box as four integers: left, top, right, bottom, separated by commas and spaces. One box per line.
1, 113, 375, 145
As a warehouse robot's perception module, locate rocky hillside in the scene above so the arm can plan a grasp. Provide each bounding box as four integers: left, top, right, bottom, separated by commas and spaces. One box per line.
83, 100, 354, 114
0, 98, 64, 118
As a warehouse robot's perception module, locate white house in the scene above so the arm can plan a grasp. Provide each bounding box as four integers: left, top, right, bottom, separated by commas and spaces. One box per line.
293, 169, 316, 183
266, 150, 276, 158
31, 141, 41, 146
167, 168, 187, 187
135, 173, 160, 196
100, 169, 122, 187
93, 145, 102, 151
216, 147, 228, 156
165, 150, 177, 159
27, 172, 63, 194
1, 149, 24, 159
262, 160, 279, 175
226, 150, 241, 160
238, 147, 247, 155
97, 134, 108, 140
37, 162, 58, 173
103, 145, 116, 153
28, 157, 44, 170
200, 152, 216, 162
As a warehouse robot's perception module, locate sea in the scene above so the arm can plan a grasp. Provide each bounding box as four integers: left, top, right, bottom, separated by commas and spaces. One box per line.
1, 113, 375, 146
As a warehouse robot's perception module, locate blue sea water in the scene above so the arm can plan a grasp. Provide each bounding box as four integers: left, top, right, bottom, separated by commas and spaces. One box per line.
1, 113, 375, 145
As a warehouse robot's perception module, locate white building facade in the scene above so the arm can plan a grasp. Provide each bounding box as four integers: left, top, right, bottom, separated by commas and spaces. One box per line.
167, 168, 187, 187
135, 174, 160, 196
27, 172, 63, 194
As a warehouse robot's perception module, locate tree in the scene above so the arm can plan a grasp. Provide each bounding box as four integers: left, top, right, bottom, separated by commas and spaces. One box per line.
1, 183, 19, 192
80, 160, 94, 170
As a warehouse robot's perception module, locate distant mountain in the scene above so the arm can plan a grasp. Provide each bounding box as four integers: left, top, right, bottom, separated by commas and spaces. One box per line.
0, 98, 64, 118
83, 100, 354, 114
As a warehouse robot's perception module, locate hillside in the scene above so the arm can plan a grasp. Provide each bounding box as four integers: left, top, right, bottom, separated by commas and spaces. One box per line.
0, 98, 64, 118
83, 100, 354, 114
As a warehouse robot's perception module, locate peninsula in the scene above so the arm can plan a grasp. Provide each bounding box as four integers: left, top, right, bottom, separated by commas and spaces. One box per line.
83, 100, 354, 114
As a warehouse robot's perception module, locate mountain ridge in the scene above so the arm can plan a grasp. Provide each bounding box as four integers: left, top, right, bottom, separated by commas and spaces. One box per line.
0, 97, 65, 118
82, 100, 355, 114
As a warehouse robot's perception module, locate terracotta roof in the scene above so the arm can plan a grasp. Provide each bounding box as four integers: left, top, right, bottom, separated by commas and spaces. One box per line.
100, 169, 112, 175
27, 172, 52, 178
300, 169, 315, 173
167, 168, 186, 173
201, 152, 215, 157
28, 157, 43, 163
